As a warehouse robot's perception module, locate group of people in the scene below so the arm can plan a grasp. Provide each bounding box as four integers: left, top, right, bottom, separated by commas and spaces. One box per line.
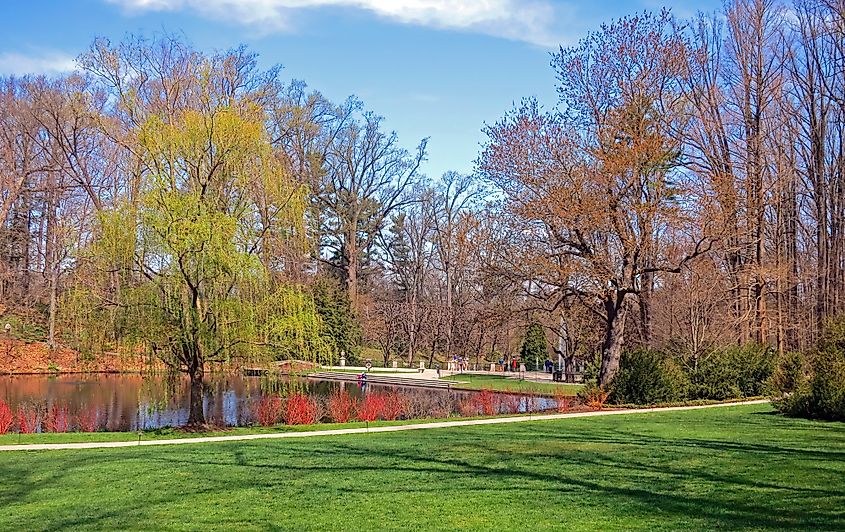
497, 356, 521, 372
450, 355, 469, 372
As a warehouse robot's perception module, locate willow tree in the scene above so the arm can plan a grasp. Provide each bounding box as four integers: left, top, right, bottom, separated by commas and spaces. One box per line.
71, 89, 328, 424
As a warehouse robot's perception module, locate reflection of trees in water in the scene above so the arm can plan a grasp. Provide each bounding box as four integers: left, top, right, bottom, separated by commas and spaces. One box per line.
0, 375, 556, 430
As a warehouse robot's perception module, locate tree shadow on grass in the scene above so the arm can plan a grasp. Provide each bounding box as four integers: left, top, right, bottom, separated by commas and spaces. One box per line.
61, 434, 840, 530
1, 413, 844, 530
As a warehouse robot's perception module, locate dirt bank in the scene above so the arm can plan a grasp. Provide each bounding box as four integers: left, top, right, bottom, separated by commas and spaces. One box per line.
0, 339, 148, 374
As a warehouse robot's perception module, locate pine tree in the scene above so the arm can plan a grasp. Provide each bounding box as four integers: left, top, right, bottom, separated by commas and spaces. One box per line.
520, 323, 548, 367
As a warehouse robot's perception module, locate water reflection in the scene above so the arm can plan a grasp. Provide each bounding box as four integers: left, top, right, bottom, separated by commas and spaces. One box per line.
0, 374, 558, 431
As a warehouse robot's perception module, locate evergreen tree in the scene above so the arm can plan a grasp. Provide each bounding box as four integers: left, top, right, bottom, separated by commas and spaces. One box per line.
520, 323, 548, 367
312, 276, 362, 363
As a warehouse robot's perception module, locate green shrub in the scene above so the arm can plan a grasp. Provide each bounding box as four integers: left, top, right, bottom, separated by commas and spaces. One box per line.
769, 351, 807, 395
773, 347, 845, 421
808, 349, 845, 420
582, 352, 601, 385
688, 345, 775, 400
609, 350, 688, 405
772, 316, 845, 421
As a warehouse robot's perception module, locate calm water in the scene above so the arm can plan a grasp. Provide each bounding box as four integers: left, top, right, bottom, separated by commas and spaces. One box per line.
0, 373, 554, 431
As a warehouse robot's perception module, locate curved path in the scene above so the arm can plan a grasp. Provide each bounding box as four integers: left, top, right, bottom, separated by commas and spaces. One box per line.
0, 399, 769, 452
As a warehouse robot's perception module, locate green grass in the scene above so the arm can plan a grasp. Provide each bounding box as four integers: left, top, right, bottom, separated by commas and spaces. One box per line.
444, 373, 582, 395
2, 403, 843, 530
0, 415, 510, 446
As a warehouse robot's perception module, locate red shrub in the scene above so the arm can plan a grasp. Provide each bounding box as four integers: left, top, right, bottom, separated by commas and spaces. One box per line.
458, 397, 478, 417
284, 393, 317, 425
501, 394, 521, 415
45, 404, 70, 433
0, 400, 12, 434
458, 389, 499, 417
75, 406, 99, 432
583, 386, 609, 410
555, 390, 574, 413
357, 393, 386, 422
380, 392, 406, 421
254, 396, 283, 427
17, 406, 39, 434
476, 389, 497, 416
328, 389, 358, 423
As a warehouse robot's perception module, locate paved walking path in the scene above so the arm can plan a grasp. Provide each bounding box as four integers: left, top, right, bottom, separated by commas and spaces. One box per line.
0, 399, 769, 452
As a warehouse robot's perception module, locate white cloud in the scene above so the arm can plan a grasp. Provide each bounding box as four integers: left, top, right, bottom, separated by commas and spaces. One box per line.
0, 51, 77, 76
107, 0, 565, 47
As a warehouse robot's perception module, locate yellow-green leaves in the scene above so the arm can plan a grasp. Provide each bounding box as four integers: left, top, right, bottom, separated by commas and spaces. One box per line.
264, 285, 333, 363
79, 99, 322, 371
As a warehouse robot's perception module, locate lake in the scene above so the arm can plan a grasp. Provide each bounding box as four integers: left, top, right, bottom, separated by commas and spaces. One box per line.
0, 373, 555, 431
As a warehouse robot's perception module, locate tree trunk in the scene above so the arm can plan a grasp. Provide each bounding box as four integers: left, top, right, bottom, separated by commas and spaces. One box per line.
47, 266, 58, 350
444, 260, 453, 361
638, 272, 653, 348
346, 248, 359, 309
187, 362, 205, 426
598, 294, 627, 387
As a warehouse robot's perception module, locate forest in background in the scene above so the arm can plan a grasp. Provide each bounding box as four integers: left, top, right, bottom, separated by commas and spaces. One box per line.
1, 0, 844, 414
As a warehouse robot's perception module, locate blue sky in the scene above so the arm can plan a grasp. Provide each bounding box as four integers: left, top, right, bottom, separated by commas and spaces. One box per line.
1, 0, 720, 180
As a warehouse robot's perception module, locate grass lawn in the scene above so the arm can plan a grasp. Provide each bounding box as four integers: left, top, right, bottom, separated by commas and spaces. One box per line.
2, 403, 843, 531
444, 373, 582, 395
0, 415, 523, 446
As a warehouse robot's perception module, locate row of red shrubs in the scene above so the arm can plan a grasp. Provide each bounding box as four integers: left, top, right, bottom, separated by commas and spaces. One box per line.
252, 390, 412, 426
0, 388, 580, 433
251, 388, 577, 427
0, 400, 100, 434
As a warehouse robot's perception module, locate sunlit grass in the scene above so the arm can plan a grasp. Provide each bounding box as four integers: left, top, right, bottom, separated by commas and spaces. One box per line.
2, 403, 842, 530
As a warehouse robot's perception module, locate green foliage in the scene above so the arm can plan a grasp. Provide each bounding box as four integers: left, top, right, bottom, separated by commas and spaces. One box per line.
687, 345, 776, 400
519, 322, 548, 362
769, 351, 807, 396
0, 312, 47, 343
609, 350, 688, 405
807, 349, 845, 420
64, 101, 324, 390
606, 344, 776, 405
311, 277, 362, 363
264, 286, 333, 364
773, 316, 845, 421
582, 352, 602, 384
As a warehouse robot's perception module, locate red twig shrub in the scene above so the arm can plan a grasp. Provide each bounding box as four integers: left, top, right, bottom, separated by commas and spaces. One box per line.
75, 406, 99, 432
357, 393, 386, 422
458, 397, 477, 417
328, 389, 358, 423
582, 386, 609, 410
284, 393, 318, 425
254, 396, 283, 426
555, 390, 574, 413
17, 406, 40, 434
501, 394, 521, 415
0, 400, 13, 434
458, 389, 499, 417
45, 404, 70, 433
380, 392, 406, 421
476, 389, 497, 416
